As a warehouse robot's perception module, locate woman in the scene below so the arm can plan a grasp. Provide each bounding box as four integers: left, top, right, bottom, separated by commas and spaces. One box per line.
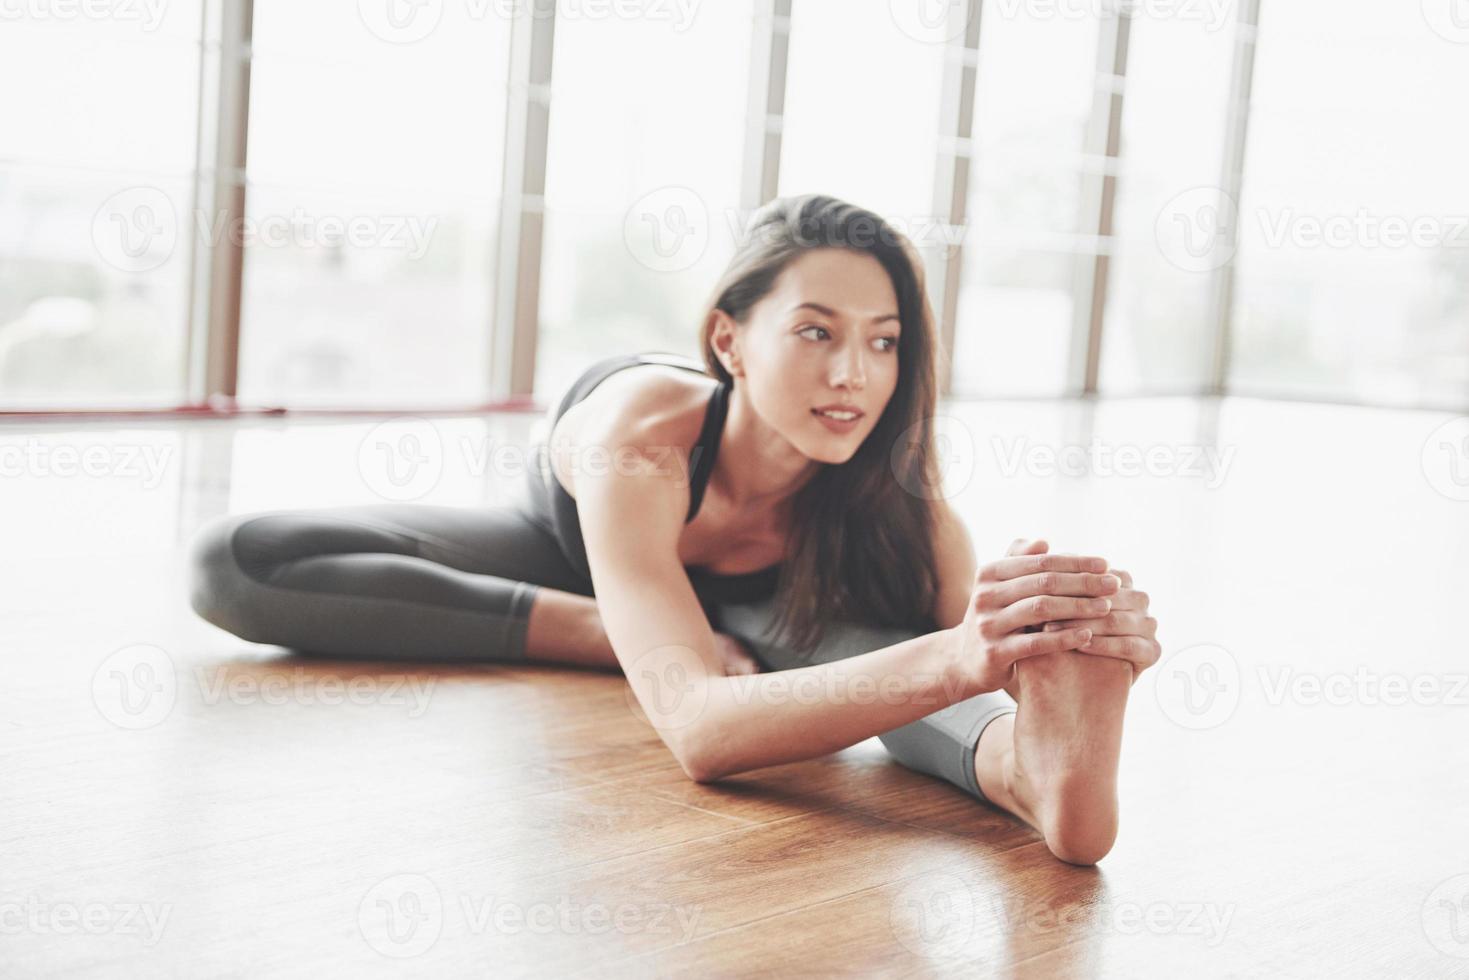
189, 195, 1160, 865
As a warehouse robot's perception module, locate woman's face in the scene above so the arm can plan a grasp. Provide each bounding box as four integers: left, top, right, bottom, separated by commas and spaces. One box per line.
719, 248, 903, 465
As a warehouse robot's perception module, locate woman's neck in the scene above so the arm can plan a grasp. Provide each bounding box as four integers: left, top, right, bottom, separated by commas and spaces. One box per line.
708, 384, 819, 513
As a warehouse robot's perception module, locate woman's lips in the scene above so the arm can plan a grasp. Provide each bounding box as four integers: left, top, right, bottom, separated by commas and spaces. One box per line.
811, 408, 862, 433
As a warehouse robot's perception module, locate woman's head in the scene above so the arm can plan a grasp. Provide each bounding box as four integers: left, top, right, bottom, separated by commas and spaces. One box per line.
695, 194, 947, 650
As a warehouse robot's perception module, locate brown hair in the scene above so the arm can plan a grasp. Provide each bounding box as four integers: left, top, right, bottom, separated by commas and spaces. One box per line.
697, 194, 948, 653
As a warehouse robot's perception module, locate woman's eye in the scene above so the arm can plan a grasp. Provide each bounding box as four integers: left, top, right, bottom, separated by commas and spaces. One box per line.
797, 325, 830, 340
875, 337, 898, 353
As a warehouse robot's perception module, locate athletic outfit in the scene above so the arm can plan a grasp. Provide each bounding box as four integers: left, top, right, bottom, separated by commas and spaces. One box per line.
188, 351, 1018, 802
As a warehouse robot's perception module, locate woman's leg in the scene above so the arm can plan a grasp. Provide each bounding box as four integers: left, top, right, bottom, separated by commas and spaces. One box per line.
187, 503, 603, 664
713, 594, 1132, 864
708, 595, 1018, 806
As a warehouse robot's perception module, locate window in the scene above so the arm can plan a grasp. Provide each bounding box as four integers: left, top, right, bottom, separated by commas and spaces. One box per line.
950, 2, 1100, 396
0, 9, 202, 407
1099, 6, 1236, 394
535, 2, 755, 400
235, 3, 513, 407
1228, 0, 1469, 406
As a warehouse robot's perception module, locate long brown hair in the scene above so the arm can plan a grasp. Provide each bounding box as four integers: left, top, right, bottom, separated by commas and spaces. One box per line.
697, 194, 948, 653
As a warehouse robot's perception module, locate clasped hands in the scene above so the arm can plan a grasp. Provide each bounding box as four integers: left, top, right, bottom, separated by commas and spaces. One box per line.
950, 537, 1161, 693
1008, 537, 1159, 684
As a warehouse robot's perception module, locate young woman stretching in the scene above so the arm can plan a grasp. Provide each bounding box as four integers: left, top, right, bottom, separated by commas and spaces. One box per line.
188, 195, 1161, 866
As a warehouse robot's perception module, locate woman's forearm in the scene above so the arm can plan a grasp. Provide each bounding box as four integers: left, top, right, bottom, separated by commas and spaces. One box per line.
682, 626, 975, 782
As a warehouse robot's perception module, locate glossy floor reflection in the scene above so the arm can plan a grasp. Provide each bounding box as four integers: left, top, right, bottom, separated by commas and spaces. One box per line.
2, 396, 1466, 977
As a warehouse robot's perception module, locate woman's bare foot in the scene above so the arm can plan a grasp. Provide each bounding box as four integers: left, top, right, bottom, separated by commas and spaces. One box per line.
978, 650, 1133, 865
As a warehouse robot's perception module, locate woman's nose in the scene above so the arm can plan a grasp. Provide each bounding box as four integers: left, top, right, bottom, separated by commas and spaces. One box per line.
831, 348, 867, 390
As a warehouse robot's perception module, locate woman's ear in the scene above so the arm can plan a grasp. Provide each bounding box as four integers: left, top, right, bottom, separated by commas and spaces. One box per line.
710, 311, 743, 377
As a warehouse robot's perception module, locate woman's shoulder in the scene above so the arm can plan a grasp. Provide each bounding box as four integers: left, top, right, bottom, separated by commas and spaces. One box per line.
574, 357, 716, 444
548, 357, 716, 499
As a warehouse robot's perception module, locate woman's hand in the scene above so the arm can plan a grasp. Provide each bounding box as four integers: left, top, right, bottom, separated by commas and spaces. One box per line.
712, 632, 762, 676
947, 545, 1120, 695
1042, 567, 1160, 684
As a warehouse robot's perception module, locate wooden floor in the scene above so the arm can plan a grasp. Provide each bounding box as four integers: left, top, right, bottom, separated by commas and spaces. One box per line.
3, 396, 1467, 977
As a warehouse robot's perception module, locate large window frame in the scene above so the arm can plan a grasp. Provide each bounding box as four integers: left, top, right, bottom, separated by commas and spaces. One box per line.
10, 0, 1462, 417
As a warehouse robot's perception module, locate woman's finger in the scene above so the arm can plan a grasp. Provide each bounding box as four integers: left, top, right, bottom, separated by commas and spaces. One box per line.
1042, 610, 1150, 636
981, 571, 1121, 610
980, 552, 1110, 583
997, 626, 1095, 665
1074, 634, 1162, 670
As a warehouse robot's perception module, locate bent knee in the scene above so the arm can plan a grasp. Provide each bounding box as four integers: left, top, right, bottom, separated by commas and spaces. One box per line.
187, 514, 267, 641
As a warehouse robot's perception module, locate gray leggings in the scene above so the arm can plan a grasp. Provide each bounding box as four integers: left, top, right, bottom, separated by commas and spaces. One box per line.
186, 503, 1017, 804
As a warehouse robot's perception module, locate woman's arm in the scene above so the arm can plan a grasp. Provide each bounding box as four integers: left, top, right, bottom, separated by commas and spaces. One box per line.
576, 434, 1106, 782
576, 442, 972, 780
